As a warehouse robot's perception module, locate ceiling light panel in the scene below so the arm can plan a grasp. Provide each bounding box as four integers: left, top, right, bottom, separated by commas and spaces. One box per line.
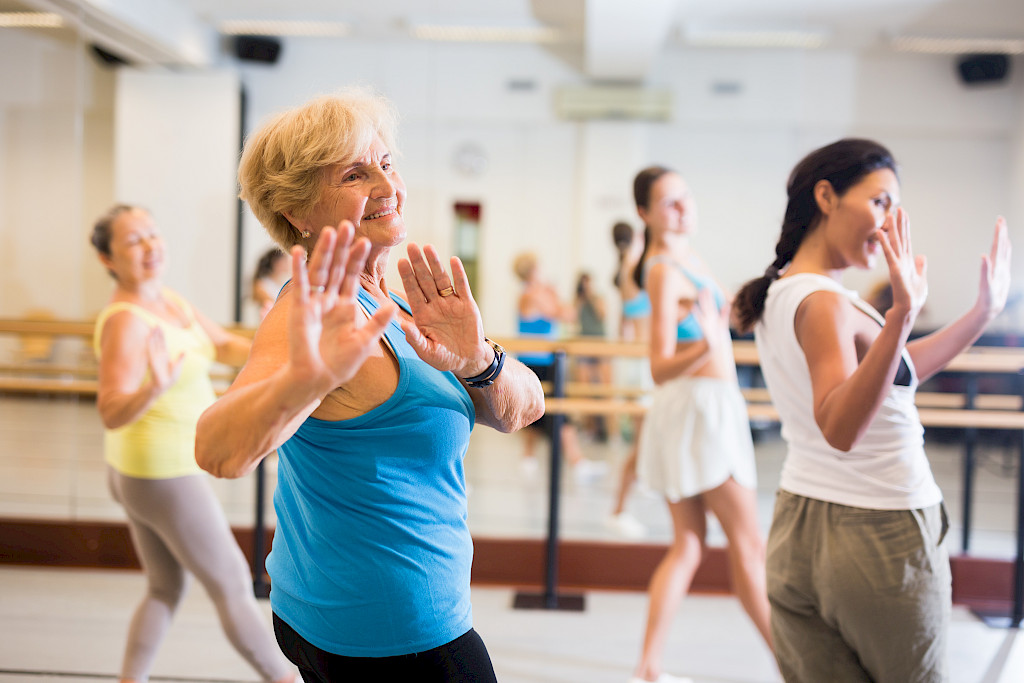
411, 25, 562, 43
892, 35, 1024, 55
0, 11, 61, 28
218, 20, 350, 37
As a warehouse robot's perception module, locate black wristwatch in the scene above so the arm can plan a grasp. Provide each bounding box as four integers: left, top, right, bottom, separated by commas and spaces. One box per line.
462, 338, 506, 388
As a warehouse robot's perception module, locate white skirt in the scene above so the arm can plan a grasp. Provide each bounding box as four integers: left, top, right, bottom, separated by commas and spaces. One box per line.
637, 375, 757, 501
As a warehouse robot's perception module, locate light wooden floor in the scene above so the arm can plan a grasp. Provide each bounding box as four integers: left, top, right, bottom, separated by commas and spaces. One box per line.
0, 394, 1022, 682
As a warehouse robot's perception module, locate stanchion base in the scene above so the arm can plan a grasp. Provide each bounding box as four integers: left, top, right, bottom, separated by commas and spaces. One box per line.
512, 591, 585, 611
971, 608, 1022, 629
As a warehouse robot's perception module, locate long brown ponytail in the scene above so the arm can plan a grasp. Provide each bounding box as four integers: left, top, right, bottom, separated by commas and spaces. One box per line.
631, 166, 673, 290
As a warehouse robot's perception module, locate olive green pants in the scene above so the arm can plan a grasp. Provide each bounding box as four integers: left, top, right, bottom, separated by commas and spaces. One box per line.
767, 490, 951, 683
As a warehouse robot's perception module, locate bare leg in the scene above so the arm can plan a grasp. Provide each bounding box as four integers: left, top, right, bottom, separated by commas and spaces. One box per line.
613, 447, 638, 515
702, 478, 773, 649
612, 416, 643, 515
633, 496, 707, 681
561, 422, 584, 465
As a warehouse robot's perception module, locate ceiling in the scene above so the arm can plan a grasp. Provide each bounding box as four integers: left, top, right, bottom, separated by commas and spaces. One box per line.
8, 0, 1024, 78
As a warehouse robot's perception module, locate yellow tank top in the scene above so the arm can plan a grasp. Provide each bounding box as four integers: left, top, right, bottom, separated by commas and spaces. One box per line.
93, 290, 217, 479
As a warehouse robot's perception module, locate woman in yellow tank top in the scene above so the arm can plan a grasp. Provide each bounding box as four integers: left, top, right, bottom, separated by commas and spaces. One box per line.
91, 204, 295, 683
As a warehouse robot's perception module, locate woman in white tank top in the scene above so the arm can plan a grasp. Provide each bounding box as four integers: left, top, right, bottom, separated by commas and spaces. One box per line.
734, 138, 1011, 682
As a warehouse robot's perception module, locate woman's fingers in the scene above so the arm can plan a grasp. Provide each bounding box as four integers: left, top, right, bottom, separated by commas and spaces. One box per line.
339, 237, 371, 302
992, 216, 1011, 269
396, 257, 422, 304
323, 222, 354, 307
450, 256, 472, 299
406, 242, 447, 302
306, 228, 336, 294
291, 245, 310, 307
423, 245, 455, 296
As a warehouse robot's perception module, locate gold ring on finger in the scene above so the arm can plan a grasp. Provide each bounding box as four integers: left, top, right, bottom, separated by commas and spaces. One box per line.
438, 286, 455, 297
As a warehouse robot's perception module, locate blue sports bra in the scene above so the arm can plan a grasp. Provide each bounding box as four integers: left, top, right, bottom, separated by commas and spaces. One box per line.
622, 291, 651, 319
645, 256, 725, 342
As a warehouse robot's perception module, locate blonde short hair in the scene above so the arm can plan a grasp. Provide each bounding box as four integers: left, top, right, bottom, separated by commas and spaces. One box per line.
512, 252, 537, 282
238, 89, 399, 249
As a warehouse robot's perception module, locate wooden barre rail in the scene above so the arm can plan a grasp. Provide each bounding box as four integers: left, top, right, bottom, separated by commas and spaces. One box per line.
2, 320, 1023, 373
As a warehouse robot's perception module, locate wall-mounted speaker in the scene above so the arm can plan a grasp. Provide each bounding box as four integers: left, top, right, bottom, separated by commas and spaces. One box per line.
957, 54, 1010, 85
234, 36, 281, 64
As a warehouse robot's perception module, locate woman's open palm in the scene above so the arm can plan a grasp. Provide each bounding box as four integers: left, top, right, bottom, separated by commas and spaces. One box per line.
397, 242, 489, 378
288, 223, 396, 395
878, 207, 928, 321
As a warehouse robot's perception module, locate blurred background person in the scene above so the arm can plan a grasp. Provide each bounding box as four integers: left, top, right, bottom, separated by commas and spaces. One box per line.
90, 204, 294, 683
252, 247, 290, 321
514, 251, 605, 482
574, 270, 613, 443
628, 167, 773, 683
607, 221, 651, 539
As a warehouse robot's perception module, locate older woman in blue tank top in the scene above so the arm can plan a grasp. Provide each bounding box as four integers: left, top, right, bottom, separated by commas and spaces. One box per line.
628, 166, 774, 683
195, 90, 543, 683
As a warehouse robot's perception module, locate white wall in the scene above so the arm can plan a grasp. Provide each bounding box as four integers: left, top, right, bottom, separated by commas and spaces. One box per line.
114, 69, 240, 324
3, 30, 1023, 339
0, 29, 115, 322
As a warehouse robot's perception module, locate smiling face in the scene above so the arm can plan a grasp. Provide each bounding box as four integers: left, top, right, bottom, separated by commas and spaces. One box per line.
293, 135, 407, 248
99, 208, 165, 285
818, 168, 900, 270
638, 172, 697, 239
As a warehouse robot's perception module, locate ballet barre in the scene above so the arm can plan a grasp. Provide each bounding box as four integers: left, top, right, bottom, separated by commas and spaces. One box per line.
498, 337, 1024, 626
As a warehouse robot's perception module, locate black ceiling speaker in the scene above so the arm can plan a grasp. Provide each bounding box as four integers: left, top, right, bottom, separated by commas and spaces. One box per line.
957, 54, 1010, 85
234, 35, 282, 64
90, 44, 131, 67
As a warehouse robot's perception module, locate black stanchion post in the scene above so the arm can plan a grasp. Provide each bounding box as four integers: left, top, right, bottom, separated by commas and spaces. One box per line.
961, 374, 978, 553
1013, 425, 1024, 627
513, 350, 585, 611
976, 370, 1024, 627
252, 458, 270, 598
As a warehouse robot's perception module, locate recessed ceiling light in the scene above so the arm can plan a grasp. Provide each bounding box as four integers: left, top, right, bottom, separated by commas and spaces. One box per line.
892, 35, 1024, 55
219, 20, 350, 37
0, 12, 62, 28
411, 25, 562, 43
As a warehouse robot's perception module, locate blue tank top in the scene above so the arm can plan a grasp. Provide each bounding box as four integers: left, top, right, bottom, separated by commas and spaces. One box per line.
268, 287, 476, 657
645, 256, 726, 341
622, 291, 651, 319
517, 315, 556, 366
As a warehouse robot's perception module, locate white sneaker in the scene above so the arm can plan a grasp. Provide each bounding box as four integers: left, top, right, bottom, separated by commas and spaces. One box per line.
573, 458, 608, 483
521, 456, 540, 478
606, 511, 646, 539
628, 674, 694, 683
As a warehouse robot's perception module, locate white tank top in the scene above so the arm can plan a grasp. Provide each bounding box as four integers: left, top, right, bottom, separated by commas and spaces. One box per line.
754, 273, 942, 510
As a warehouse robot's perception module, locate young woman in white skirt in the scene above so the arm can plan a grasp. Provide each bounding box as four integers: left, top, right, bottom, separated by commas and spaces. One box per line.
627, 167, 774, 683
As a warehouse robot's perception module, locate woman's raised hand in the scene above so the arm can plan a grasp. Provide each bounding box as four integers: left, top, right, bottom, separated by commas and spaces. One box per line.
397, 242, 491, 378
877, 207, 928, 323
289, 223, 396, 396
146, 326, 184, 393
977, 217, 1012, 320
693, 287, 730, 351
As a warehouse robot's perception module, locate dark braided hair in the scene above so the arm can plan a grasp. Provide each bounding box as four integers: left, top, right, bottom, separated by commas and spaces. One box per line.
611, 221, 633, 288
631, 166, 674, 290
733, 138, 897, 332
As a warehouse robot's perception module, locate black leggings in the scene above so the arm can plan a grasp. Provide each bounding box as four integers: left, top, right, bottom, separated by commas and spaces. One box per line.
273, 613, 498, 683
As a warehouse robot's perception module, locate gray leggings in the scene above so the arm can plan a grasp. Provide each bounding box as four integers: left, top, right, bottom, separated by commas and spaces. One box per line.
109, 468, 291, 682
